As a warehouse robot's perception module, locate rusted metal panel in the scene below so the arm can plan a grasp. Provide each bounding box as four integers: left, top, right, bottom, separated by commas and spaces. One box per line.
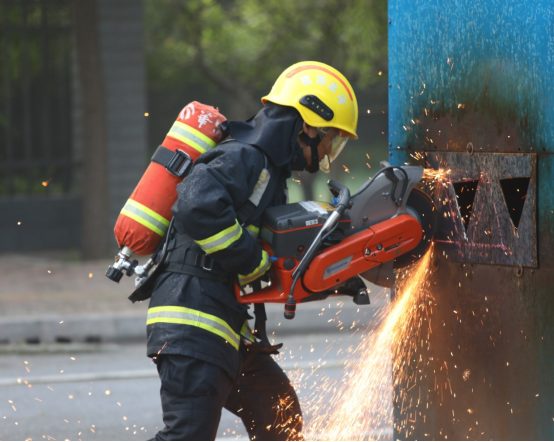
426, 152, 537, 267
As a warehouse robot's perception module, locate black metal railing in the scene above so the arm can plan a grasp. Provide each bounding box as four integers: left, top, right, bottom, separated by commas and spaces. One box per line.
0, 0, 75, 197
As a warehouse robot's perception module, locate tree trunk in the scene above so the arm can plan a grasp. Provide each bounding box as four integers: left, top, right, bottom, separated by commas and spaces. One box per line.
73, 0, 110, 260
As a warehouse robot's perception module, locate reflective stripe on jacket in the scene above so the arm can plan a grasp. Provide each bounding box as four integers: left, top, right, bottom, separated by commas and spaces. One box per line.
195, 219, 243, 255
238, 250, 271, 286
148, 305, 242, 350
148, 305, 255, 350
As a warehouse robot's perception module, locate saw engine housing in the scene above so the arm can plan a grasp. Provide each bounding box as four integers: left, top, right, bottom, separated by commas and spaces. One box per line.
234, 164, 436, 316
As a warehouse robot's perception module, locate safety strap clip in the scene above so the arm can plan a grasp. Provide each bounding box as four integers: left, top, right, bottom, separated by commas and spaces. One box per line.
166, 149, 193, 178
201, 254, 214, 271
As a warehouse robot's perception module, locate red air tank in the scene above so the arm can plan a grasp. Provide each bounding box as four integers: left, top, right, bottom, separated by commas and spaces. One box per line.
114, 102, 226, 255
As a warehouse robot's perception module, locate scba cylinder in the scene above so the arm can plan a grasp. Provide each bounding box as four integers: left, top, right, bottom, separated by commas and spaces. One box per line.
114, 102, 227, 255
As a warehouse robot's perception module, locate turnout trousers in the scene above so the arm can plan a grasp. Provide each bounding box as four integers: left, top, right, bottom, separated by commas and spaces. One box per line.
152, 347, 303, 441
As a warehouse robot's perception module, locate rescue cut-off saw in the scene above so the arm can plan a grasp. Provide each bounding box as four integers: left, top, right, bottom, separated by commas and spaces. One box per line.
235, 161, 437, 319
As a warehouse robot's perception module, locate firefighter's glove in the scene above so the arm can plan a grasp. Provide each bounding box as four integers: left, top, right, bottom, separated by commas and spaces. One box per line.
238, 250, 271, 286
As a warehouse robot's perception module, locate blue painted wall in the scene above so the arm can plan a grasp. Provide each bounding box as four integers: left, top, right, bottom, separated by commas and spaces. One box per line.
389, 1, 554, 439
390, 0, 554, 161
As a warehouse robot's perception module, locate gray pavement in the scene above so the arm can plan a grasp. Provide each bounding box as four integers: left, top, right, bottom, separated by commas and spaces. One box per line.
0, 342, 194, 441
0, 253, 144, 317
0, 335, 392, 441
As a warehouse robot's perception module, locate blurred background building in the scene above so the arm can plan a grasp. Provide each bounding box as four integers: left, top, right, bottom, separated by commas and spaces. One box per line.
0, 0, 388, 260
0, 0, 147, 259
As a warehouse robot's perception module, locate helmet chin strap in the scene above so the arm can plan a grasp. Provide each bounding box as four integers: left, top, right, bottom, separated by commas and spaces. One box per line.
300, 132, 321, 174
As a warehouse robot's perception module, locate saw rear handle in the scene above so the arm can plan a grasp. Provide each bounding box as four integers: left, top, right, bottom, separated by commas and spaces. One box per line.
285, 180, 352, 319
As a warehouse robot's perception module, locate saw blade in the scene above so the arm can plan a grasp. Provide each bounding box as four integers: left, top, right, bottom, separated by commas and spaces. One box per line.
394, 187, 437, 269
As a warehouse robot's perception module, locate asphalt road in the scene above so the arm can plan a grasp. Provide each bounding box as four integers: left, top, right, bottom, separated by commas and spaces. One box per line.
0, 294, 392, 441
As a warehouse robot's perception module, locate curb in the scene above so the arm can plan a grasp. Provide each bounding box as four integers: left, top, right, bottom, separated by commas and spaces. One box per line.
0, 313, 147, 345
0, 296, 386, 345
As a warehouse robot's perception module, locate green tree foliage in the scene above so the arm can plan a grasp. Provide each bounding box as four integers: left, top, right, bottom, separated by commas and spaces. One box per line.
146, 0, 388, 116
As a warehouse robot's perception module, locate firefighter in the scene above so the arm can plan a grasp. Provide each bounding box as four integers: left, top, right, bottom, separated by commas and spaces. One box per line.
147, 61, 358, 441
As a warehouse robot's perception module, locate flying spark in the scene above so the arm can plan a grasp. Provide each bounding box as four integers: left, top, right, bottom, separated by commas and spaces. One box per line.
423, 168, 451, 183
297, 252, 433, 440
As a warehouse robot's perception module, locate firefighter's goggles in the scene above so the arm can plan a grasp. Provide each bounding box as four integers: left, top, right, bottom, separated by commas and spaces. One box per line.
316, 127, 349, 173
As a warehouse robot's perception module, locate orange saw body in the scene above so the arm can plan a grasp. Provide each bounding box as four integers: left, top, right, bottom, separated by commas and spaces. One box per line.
234, 163, 437, 319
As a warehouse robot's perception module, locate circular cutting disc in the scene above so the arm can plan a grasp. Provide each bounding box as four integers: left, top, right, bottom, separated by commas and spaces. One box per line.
394, 187, 437, 269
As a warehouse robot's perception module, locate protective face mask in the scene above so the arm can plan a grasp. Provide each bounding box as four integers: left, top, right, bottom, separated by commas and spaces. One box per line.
290, 147, 308, 171
299, 132, 322, 174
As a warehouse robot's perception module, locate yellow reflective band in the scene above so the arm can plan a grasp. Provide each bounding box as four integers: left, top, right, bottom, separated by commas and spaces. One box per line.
239, 250, 270, 286
195, 220, 243, 254
167, 121, 217, 154
240, 321, 255, 343
147, 306, 240, 350
246, 225, 260, 239
121, 199, 171, 237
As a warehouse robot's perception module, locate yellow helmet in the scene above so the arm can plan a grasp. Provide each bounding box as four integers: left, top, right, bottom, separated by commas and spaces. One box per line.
262, 61, 358, 140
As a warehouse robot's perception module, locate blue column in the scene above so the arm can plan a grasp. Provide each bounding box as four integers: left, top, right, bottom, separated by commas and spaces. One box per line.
389, 1, 554, 439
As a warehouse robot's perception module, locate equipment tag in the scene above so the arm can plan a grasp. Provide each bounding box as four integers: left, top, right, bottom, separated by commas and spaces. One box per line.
299, 201, 328, 215
315, 201, 335, 212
